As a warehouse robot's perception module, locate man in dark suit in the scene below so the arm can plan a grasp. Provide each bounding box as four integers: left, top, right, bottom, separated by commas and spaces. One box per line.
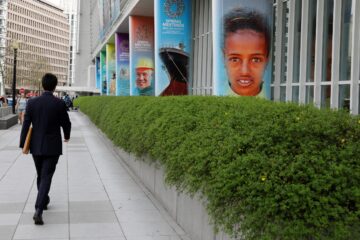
20, 73, 71, 225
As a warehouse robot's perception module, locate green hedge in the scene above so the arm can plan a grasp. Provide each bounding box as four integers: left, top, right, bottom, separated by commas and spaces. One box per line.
75, 96, 360, 240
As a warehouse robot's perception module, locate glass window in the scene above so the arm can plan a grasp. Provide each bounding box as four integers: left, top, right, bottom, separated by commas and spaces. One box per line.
339, 84, 350, 110
292, 86, 299, 103
321, 85, 331, 109
281, 1, 290, 84
307, 0, 317, 82
306, 85, 314, 104
280, 86, 286, 102
292, 0, 302, 83
339, 0, 353, 81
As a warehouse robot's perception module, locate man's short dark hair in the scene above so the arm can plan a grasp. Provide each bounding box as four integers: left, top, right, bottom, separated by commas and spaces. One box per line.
42, 73, 58, 91
223, 8, 271, 56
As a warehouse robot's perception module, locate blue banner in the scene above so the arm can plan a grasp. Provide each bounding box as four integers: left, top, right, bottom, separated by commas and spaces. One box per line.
116, 33, 130, 96
155, 0, 192, 96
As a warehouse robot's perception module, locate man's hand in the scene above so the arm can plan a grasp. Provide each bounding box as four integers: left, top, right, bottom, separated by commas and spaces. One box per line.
64, 139, 69, 143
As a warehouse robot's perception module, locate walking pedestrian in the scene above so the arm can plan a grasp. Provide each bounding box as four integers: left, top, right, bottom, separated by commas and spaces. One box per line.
19, 73, 71, 225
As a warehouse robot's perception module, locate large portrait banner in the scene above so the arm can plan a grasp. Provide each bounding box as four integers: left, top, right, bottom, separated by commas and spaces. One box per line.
212, 0, 273, 98
129, 16, 155, 96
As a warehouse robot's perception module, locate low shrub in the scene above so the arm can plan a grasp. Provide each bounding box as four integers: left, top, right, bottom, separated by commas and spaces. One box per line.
75, 96, 360, 240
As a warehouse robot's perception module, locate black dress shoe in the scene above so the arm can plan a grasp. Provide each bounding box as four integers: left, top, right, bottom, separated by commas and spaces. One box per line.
33, 210, 44, 225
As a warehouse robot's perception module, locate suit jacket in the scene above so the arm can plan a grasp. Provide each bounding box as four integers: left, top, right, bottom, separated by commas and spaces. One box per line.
19, 91, 71, 156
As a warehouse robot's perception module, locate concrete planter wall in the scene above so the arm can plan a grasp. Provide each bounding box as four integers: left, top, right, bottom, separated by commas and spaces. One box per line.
114, 147, 233, 240
0, 107, 12, 118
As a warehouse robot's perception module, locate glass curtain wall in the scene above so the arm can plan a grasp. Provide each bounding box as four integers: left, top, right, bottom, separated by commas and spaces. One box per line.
320, 0, 334, 109
291, 0, 302, 103
305, 0, 317, 104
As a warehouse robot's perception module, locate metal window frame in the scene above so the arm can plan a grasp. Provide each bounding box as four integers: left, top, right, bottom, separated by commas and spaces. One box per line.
350, 0, 360, 114
330, 0, 342, 109
273, 0, 284, 101
299, 0, 310, 104
314, 0, 325, 108
285, 0, 295, 102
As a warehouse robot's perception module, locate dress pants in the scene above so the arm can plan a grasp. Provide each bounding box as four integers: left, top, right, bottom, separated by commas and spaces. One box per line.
32, 155, 59, 213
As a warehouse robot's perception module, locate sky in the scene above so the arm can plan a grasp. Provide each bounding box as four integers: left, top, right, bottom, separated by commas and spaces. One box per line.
45, 0, 62, 8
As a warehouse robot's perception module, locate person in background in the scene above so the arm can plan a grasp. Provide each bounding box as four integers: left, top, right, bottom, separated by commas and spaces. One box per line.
19, 73, 71, 225
0, 96, 6, 107
16, 92, 27, 124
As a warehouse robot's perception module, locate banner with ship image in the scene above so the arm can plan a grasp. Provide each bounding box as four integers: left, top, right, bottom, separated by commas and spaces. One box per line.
129, 16, 155, 96
212, 0, 273, 98
106, 43, 116, 96
155, 0, 192, 96
115, 33, 130, 96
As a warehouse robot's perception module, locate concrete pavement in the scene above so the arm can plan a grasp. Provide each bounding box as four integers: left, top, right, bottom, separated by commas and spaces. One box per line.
0, 111, 190, 240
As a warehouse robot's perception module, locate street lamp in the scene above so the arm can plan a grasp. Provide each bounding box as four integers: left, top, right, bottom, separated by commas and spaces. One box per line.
11, 40, 19, 114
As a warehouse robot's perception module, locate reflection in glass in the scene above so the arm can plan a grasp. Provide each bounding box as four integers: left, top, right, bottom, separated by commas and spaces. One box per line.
292, 0, 302, 83
339, 0, 352, 81
280, 86, 286, 102
307, 0, 317, 82
292, 86, 299, 103
339, 84, 350, 110
322, 0, 333, 82
305, 85, 314, 104
321, 85, 331, 109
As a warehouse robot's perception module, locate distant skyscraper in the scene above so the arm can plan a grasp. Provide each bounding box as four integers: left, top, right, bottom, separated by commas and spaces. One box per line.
0, 0, 8, 96
63, 0, 78, 86
3, 0, 70, 93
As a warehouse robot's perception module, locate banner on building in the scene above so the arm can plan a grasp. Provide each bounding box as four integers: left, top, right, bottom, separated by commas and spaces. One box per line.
129, 16, 155, 96
154, 0, 192, 96
106, 44, 116, 95
116, 33, 130, 96
212, 0, 273, 98
100, 51, 107, 95
95, 57, 101, 89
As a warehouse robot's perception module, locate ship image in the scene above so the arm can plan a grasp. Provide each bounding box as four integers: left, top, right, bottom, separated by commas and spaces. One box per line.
159, 44, 189, 96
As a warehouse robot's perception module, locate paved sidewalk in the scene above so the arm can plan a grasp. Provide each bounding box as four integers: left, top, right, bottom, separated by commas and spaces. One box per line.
0, 111, 190, 240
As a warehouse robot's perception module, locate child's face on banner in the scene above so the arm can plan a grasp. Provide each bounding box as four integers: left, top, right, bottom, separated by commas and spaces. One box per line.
224, 29, 268, 96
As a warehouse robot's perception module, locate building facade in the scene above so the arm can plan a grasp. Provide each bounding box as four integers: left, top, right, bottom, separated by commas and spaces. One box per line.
0, 0, 7, 96
75, 0, 360, 114
63, 0, 78, 87
3, 0, 70, 93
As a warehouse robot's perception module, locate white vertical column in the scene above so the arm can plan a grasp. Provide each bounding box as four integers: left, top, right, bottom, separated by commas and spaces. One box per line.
299, 0, 309, 104
314, 0, 325, 108
331, 0, 342, 109
286, 0, 296, 102
350, 0, 360, 114
273, 0, 283, 101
